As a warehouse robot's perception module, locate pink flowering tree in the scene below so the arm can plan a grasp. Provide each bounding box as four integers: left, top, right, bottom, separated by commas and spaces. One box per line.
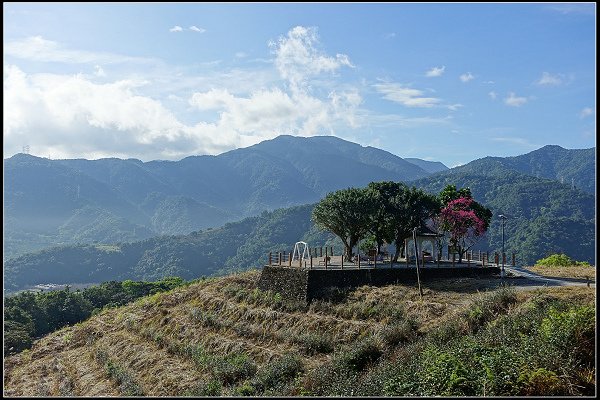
439, 197, 490, 263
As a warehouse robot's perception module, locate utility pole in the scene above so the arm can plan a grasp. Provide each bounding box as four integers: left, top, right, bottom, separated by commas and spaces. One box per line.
413, 227, 423, 298
498, 214, 507, 278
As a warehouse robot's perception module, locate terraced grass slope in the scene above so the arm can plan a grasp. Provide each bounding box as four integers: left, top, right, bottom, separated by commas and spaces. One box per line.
4, 271, 595, 396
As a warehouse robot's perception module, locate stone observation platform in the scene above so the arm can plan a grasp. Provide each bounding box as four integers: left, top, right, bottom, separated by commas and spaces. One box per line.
258, 264, 502, 303
259, 245, 513, 302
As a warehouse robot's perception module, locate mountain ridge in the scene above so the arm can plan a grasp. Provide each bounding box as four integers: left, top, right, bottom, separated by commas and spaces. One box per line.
4, 136, 595, 266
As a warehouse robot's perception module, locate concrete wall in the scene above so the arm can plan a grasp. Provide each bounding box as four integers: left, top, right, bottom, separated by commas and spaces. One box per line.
259, 266, 501, 302
257, 266, 309, 302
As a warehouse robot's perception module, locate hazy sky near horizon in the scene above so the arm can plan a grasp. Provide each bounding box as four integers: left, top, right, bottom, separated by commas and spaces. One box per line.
3, 2, 596, 167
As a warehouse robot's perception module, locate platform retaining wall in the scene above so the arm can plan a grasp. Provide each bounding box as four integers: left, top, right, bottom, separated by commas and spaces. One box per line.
258, 266, 501, 302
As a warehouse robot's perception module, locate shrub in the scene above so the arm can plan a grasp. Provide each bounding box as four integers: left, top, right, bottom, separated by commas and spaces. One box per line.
293, 333, 334, 355
517, 368, 565, 396
575, 260, 592, 267
235, 381, 256, 396
252, 353, 303, 393
211, 353, 257, 385
186, 379, 222, 396
535, 253, 573, 267
379, 318, 418, 347
336, 339, 382, 372
3, 321, 34, 354
539, 305, 595, 366
462, 286, 517, 333
419, 347, 475, 396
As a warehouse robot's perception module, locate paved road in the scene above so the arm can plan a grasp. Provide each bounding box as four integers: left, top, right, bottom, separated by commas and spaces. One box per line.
502, 266, 596, 290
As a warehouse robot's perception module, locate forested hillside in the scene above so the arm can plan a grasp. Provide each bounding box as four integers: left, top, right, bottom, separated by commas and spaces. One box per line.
4, 135, 431, 259
4, 138, 595, 291
413, 163, 595, 266
4, 205, 338, 293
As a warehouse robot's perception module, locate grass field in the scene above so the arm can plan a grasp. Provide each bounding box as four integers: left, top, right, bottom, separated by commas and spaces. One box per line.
525, 265, 596, 281
3, 270, 595, 396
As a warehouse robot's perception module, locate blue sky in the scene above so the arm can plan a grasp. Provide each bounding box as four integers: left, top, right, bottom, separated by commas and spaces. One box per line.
3, 2, 596, 167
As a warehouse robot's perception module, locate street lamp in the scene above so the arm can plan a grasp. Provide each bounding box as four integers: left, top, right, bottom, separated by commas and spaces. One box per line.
498, 214, 507, 278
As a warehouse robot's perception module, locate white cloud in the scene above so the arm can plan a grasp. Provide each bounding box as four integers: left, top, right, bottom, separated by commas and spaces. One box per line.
3, 65, 237, 160
447, 103, 463, 111
188, 87, 362, 141
169, 25, 183, 32
535, 71, 564, 86
491, 136, 538, 148
374, 82, 441, 108
270, 26, 353, 92
504, 92, 527, 107
235, 52, 247, 58
546, 4, 595, 15
5, 36, 156, 64
488, 91, 497, 100
367, 113, 453, 129
189, 26, 206, 33
4, 26, 363, 160
384, 32, 396, 39
459, 72, 474, 82
579, 107, 594, 119
425, 66, 445, 77
94, 65, 106, 77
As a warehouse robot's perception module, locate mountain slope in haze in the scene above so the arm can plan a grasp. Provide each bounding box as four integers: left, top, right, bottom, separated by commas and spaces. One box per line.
4, 138, 595, 267
3, 204, 339, 292
4, 135, 431, 259
465, 145, 595, 194
412, 157, 596, 266
5, 157, 596, 293
404, 158, 449, 174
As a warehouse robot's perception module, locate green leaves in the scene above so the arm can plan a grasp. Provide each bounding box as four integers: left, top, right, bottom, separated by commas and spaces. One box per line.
312, 182, 439, 260
312, 187, 376, 258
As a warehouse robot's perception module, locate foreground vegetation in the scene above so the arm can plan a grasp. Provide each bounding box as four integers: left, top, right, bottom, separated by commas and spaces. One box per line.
525, 253, 595, 281
4, 271, 595, 396
4, 277, 188, 355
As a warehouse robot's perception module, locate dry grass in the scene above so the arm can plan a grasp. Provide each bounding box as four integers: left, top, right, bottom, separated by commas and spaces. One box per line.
3, 270, 595, 396
525, 265, 596, 281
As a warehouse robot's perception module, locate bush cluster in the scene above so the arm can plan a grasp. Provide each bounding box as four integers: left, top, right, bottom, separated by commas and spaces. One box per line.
535, 253, 591, 267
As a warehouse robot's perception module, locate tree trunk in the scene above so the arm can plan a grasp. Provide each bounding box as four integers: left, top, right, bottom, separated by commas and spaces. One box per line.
458, 247, 465, 264
393, 247, 401, 263
393, 240, 404, 263
344, 242, 353, 261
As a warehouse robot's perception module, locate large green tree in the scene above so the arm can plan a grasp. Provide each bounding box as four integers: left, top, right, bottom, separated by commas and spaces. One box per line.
389, 186, 439, 262
312, 187, 376, 259
366, 181, 403, 252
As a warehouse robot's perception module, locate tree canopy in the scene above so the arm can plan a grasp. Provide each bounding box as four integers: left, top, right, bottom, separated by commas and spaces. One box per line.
312, 187, 376, 259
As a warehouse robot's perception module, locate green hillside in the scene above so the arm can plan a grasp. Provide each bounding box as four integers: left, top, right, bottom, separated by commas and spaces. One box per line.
4, 140, 595, 289
4, 135, 431, 259
3, 205, 338, 293
413, 163, 595, 266
3, 271, 595, 396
